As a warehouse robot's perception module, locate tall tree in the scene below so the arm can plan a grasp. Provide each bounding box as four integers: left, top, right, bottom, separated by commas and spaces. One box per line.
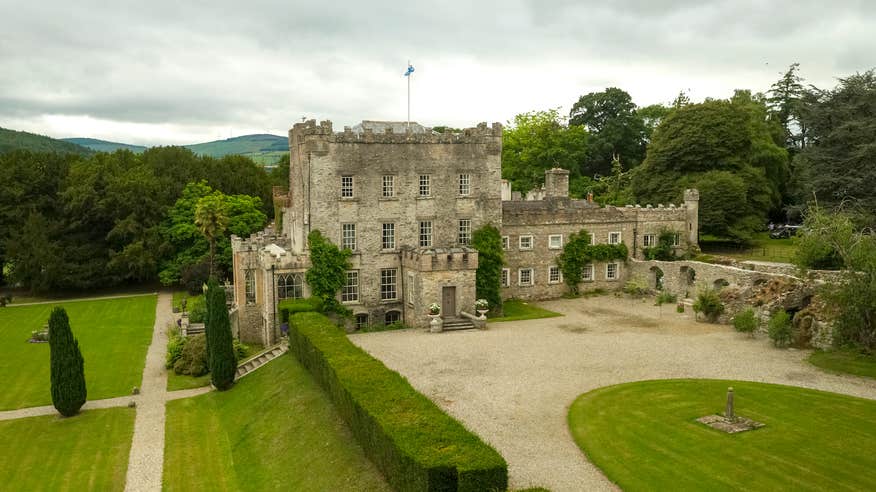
502, 109, 589, 194
569, 88, 647, 176
794, 70, 876, 226
768, 63, 807, 150
194, 194, 229, 279
205, 279, 236, 390
49, 307, 87, 417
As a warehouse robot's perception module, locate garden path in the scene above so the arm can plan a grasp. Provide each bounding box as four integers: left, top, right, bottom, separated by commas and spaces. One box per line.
351, 296, 876, 492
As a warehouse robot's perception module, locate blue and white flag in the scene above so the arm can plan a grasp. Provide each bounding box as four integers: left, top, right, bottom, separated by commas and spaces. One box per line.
404, 64, 415, 77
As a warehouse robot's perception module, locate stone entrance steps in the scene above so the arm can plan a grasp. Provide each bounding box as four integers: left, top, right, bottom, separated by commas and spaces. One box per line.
442, 317, 476, 331
236, 343, 287, 380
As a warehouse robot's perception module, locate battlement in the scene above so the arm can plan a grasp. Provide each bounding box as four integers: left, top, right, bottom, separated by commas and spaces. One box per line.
289, 119, 502, 145
401, 246, 479, 272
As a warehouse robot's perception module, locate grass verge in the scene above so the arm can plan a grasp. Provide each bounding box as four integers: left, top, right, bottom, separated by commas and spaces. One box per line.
569, 379, 876, 491
0, 407, 135, 491
809, 349, 876, 379
164, 354, 389, 491
488, 299, 563, 323
0, 295, 156, 410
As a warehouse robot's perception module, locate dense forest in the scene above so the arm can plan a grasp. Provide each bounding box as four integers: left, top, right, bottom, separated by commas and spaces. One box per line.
502, 65, 876, 241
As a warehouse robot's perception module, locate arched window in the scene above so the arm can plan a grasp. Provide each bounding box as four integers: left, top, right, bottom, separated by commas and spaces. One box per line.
355, 313, 369, 330
384, 310, 401, 326
244, 270, 256, 305
277, 273, 303, 300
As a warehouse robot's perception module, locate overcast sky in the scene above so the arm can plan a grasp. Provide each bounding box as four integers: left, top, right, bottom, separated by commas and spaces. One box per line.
1, 0, 874, 146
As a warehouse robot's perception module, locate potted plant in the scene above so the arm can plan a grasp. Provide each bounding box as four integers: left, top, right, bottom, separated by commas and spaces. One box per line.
428, 303, 441, 317
475, 298, 489, 317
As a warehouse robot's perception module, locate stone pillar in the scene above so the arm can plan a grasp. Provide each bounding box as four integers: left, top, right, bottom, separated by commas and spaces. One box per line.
544, 168, 570, 199
684, 188, 700, 247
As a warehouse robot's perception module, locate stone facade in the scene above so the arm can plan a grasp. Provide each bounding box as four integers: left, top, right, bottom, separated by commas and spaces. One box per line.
231, 119, 699, 345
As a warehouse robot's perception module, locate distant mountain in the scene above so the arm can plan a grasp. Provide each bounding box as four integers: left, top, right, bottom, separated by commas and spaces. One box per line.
63, 137, 147, 154
0, 127, 93, 155
184, 134, 288, 157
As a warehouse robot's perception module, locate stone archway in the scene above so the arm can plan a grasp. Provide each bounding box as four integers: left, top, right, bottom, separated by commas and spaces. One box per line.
649, 266, 664, 291
713, 278, 729, 291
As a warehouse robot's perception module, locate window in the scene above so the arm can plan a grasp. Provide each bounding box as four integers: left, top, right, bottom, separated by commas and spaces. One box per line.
458, 219, 471, 245
548, 234, 563, 249
673, 233, 681, 246
244, 270, 256, 305
277, 273, 303, 300
341, 223, 356, 250
380, 268, 398, 300
518, 268, 533, 286
606, 263, 619, 280
609, 232, 622, 245
549, 266, 561, 284
419, 175, 431, 197
385, 310, 401, 325
382, 175, 395, 198
382, 223, 395, 250
589, 232, 597, 245
341, 175, 353, 198
582, 264, 594, 281
419, 221, 433, 247
355, 313, 369, 330
501, 268, 510, 287
458, 174, 471, 196
501, 236, 510, 250
643, 234, 656, 247
519, 235, 533, 250
341, 271, 359, 302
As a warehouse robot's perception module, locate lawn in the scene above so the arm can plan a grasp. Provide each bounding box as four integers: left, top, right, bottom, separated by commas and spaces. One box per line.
488, 299, 562, 323
0, 407, 135, 491
568, 379, 876, 491
164, 354, 390, 491
700, 232, 798, 263
0, 294, 156, 410
809, 349, 876, 379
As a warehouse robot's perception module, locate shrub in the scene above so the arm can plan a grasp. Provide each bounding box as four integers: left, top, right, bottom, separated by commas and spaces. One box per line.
233, 339, 250, 361
769, 310, 793, 348
206, 279, 236, 390
174, 334, 208, 376
166, 327, 185, 369
676, 303, 685, 313
643, 230, 680, 261
306, 230, 351, 314
288, 312, 508, 491
655, 291, 677, 305
187, 295, 206, 323
623, 279, 648, 297
181, 261, 210, 296
48, 307, 87, 417
733, 308, 758, 337
693, 289, 724, 322
278, 297, 324, 322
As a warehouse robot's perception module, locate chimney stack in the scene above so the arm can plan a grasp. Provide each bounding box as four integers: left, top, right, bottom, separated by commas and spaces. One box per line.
544, 168, 570, 199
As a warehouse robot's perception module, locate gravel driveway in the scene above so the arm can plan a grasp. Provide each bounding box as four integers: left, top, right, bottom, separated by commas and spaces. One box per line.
350, 296, 876, 492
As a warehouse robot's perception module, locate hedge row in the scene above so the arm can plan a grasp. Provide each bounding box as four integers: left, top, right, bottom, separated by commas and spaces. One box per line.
278, 297, 323, 322
288, 312, 508, 491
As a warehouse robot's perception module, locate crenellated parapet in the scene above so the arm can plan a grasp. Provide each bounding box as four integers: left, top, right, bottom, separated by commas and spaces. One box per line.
289, 119, 502, 146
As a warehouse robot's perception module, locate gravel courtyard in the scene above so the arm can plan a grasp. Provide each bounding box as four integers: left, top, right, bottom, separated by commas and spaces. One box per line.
350, 296, 876, 492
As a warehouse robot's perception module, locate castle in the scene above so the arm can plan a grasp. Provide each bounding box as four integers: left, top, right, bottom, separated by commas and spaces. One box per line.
231, 120, 699, 345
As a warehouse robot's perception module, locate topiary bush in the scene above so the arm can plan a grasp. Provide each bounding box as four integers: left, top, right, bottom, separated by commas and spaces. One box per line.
173, 334, 208, 376
733, 308, 758, 337
278, 297, 324, 322
693, 289, 724, 322
769, 310, 793, 348
288, 312, 508, 491
48, 307, 87, 417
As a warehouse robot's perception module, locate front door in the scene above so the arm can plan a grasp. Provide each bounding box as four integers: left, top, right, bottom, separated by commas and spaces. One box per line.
442, 286, 456, 318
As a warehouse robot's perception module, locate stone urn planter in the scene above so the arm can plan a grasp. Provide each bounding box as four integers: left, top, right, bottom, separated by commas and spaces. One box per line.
429, 315, 443, 333
475, 299, 489, 319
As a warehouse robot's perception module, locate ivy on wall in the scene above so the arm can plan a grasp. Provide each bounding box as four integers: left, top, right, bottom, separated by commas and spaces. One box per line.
557, 229, 628, 295
305, 230, 351, 313
644, 229, 680, 261
472, 224, 504, 311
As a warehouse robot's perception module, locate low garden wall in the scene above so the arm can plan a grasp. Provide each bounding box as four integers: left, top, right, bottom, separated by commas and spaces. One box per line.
287, 312, 508, 492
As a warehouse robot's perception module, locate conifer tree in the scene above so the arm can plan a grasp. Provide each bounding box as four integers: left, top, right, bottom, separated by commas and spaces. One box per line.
48, 307, 87, 416
205, 279, 236, 390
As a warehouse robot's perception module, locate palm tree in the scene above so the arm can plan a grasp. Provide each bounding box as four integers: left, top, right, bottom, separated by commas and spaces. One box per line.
194, 194, 229, 278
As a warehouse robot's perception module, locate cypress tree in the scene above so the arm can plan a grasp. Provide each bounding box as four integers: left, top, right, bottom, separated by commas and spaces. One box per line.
205, 279, 236, 390
48, 307, 87, 416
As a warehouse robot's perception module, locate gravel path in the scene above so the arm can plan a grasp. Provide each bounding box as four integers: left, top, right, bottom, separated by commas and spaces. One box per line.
124, 291, 173, 492
350, 296, 876, 492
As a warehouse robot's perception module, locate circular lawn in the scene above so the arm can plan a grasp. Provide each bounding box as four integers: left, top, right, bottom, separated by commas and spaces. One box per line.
568, 379, 876, 491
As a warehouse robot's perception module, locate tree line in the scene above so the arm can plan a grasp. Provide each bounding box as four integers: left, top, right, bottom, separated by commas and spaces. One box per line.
502, 65, 876, 241
0, 147, 288, 292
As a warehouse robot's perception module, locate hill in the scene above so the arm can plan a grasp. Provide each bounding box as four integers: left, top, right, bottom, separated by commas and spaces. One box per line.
184, 134, 288, 167
0, 127, 93, 155
62, 137, 147, 154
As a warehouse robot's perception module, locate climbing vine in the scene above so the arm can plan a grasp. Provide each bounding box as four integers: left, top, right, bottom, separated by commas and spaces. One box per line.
643, 229, 680, 261
305, 229, 351, 313
471, 224, 504, 311
557, 229, 628, 295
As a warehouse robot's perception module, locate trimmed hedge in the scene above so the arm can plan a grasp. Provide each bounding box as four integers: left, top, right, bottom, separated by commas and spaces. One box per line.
278, 297, 323, 322
288, 312, 508, 491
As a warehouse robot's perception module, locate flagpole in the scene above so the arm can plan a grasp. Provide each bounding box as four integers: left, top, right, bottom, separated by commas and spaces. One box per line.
407, 60, 411, 130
